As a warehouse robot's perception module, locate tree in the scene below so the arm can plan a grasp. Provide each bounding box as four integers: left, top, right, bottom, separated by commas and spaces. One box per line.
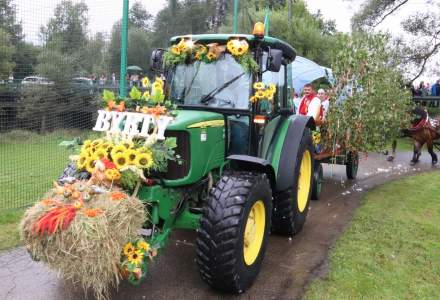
0, 0, 23, 43
129, 1, 153, 31
40, 0, 89, 55
323, 33, 412, 153
350, 0, 440, 82
0, 28, 15, 79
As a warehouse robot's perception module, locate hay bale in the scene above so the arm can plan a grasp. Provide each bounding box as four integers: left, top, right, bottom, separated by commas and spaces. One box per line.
20, 181, 146, 300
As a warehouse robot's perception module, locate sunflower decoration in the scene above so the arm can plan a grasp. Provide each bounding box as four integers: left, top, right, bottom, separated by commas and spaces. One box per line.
126, 149, 138, 165
128, 250, 144, 266
194, 44, 207, 60
104, 168, 121, 181
124, 242, 135, 256
137, 240, 150, 252
141, 77, 150, 88
94, 149, 108, 160
121, 140, 135, 149
227, 39, 249, 57
113, 152, 129, 170
111, 144, 127, 158
206, 51, 217, 62
135, 151, 154, 169
250, 81, 277, 103
142, 90, 150, 101
150, 78, 165, 104
77, 152, 89, 170
85, 157, 98, 174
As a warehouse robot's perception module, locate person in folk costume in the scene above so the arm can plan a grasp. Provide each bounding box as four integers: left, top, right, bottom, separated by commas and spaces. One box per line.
297, 83, 324, 126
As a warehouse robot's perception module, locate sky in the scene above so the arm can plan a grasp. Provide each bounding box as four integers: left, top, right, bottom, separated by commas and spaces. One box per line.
13, 0, 438, 82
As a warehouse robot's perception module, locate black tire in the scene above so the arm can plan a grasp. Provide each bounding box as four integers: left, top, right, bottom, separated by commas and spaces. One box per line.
311, 162, 323, 201
58, 162, 90, 184
272, 130, 314, 236
196, 172, 272, 293
346, 151, 359, 180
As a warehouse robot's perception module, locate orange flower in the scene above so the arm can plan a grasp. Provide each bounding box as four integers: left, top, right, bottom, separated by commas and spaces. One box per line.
83, 208, 102, 218
111, 191, 127, 201
149, 105, 167, 117
107, 100, 115, 111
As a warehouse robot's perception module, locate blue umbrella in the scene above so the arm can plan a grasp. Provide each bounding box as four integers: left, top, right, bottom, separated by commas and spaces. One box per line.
290, 56, 334, 93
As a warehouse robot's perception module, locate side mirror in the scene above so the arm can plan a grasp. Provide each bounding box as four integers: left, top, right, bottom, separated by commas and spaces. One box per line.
150, 48, 165, 72
266, 49, 283, 72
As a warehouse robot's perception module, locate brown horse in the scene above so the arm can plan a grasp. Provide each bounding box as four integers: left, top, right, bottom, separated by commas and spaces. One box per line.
393, 107, 440, 165
387, 107, 440, 165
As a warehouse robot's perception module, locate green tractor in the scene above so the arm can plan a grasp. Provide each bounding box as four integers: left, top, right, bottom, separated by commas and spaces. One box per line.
139, 30, 315, 293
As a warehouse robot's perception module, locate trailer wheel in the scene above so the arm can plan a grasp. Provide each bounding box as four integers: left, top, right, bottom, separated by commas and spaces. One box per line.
196, 172, 272, 293
346, 152, 359, 180
311, 162, 323, 201
272, 130, 314, 235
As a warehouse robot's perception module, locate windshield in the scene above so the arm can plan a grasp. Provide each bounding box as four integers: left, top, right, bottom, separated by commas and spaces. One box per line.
168, 53, 251, 110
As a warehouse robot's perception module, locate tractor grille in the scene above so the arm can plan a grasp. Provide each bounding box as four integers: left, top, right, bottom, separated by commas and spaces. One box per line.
158, 130, 190, 180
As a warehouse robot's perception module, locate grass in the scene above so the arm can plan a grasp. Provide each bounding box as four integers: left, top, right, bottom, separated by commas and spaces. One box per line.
0, 130, 90, 250
304, 171, 440, 300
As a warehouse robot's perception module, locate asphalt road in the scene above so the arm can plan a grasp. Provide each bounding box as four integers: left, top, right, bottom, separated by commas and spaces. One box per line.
0, 152, 437, 300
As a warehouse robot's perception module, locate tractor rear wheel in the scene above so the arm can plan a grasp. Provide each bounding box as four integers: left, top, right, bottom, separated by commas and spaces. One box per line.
272, 130, 314, 235
311, 162, 323, 201
196, 172, 272, 293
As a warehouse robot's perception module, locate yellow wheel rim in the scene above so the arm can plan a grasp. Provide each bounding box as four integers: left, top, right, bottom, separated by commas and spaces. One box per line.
297, 150, 312, 213
243, 200, 266, 266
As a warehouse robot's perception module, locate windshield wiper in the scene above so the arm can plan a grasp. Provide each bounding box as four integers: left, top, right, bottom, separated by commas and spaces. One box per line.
200, 72, 245, 104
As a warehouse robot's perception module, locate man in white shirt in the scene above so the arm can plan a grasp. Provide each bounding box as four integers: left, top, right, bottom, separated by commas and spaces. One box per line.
318, 88, 329, 120
297, 84, 322, 125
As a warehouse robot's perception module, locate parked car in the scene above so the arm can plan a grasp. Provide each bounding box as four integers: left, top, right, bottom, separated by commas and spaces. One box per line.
71, 77, 94, 95
21, 76, 54, 85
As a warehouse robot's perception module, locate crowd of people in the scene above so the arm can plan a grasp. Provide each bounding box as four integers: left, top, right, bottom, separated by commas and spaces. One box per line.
411, 79, 440, 97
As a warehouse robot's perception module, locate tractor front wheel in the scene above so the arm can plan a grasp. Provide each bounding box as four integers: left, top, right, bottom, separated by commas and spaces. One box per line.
196, 172, 272, 293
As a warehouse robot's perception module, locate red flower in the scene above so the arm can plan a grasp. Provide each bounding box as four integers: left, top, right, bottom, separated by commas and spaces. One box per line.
101, 158, 116, 169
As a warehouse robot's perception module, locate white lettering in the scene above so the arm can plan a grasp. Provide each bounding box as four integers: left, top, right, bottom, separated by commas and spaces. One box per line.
93, 110, 112, 131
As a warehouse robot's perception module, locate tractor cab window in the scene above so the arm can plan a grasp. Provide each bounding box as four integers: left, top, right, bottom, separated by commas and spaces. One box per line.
169, 53, 251, 110
260, 53, 285, 114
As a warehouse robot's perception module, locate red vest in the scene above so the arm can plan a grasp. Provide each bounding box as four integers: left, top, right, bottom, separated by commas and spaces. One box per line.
299, 93, 323, 120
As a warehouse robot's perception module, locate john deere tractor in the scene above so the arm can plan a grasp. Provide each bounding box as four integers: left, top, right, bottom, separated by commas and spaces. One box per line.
136, 27, 315, 293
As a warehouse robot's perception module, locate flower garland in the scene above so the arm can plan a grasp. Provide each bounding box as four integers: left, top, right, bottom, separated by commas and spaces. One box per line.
163, 37, 259, 73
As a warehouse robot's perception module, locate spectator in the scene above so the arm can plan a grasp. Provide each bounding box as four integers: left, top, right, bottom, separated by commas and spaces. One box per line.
8, 73, 13, 82
297, 83, 323, 125
318, 88, 330, 119
431, 80, 440, 96
112, 73, 116, 86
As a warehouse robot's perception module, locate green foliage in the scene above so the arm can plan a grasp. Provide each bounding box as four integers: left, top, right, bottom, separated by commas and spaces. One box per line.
129, 86, 142, 100
163, 50, 189, 67
150, 137, 177, 172
120, 169, 140, 192
0, 28, 15, 79
238, 53, 259, 74
102, 89, 116, 103
36, 46, 76, 84
323, 32, 412, 153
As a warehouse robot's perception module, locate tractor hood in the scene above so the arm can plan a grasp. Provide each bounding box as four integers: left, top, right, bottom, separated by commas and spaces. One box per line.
167, 110, 225, 130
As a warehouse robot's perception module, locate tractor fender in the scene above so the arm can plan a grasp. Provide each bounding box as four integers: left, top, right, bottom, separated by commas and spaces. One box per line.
227, 155, 276, 189
274, 115, 315, 192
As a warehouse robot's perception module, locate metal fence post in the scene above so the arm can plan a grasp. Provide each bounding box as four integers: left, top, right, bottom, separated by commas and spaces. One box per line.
119, 0, 129, 97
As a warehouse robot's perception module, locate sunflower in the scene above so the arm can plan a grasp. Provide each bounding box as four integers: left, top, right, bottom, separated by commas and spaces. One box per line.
177, 40, 188, 52
105, 168, 121, 181
194, 52, 202, 60
253, 82, 265, 90
265, 89, 275, 101
100, 141, 112, 151
155, 77, 164, 86
126, 149, 138, 165
85, 156, 98, 173
94, 149, 108, 160
123, 242, 135, 256
171, 45, 181, 55
91, 139, 104, 148
111, 145, 126, 158
113, 152, 128, 169
77, 153, 88, 170
83, 139, 92, 149
235, 46, 245, 56
128, 250, 144, 266
121, 140, 134, 149
206, 51, 217, 61
137, 241, 150, 252
142, 90, 150, 100
141, 77, 150, 88
226, 40, 236, 53
135, 151, 154, 169
268, 83, 276, 93
196, 45, 207, 55
255, 90, 266, 99
152, 81, 163, 90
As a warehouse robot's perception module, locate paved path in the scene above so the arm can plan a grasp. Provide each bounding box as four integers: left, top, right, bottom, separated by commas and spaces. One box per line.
0, 152, 437, 300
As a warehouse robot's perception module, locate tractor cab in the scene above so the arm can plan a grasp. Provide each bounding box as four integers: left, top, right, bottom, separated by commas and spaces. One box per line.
151, 31, 298, 157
